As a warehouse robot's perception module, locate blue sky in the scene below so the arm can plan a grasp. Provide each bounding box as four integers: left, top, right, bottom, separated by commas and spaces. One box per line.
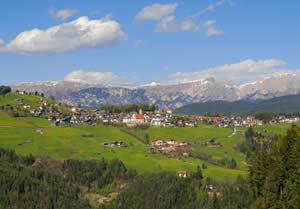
0, 0, 300, 86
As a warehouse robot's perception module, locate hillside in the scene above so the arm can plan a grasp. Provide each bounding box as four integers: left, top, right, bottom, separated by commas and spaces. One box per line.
0, 92, 248, 182
175, 94, 300, 115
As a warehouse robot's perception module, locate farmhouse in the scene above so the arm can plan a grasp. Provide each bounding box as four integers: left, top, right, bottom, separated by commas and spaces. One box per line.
178, 171, 187, 178
166, 139, 175, 145
23, 104, 31, 109
152, 139, 163, 146
162, 108, 173, 114
151, 118, 161, 126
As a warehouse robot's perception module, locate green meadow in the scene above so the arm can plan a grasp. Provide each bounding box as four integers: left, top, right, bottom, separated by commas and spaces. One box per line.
0, 117, 247, 182
3, 93, 281, 182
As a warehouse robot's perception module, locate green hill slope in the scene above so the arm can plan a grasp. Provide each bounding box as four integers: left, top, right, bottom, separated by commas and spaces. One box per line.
175, 94, 300, 115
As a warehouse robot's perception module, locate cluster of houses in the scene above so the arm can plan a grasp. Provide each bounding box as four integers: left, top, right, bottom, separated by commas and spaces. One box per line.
13, 90, 300, 128
121, 108, 180, 127
15, 97, 56, 117
149, 138, 191, 155
187, 115, 264, 127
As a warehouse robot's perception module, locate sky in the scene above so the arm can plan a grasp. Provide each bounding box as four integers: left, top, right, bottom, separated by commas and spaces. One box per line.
0, 0, 300, 87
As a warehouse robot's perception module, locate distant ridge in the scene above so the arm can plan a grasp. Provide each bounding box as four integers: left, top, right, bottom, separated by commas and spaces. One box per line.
174, 94, 300, 115
10, 73, 300, 109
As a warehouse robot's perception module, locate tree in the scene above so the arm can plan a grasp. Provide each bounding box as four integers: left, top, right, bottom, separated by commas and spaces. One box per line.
0, 86, 11, 95
230, 158, 237, 169
50, 95, 55, 100
78, 103, 81, 108
144, 133, 150, 144
212, 193, 221, 209
191, 165, 203, 180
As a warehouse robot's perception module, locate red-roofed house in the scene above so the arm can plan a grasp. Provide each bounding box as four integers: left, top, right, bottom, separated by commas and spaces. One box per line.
134, 114, 145, 124
178, 171, 187, 178
212, 117, 221, 123
162, 108, 173, 114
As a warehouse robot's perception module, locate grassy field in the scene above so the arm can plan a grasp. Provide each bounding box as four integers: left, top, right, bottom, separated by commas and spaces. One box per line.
252, 122, 300, 136
0, 112, 54, 128
2, 93, 298, 182
132, 125, 248, 168
0, 119, 247, 182
134, 125, 233, 143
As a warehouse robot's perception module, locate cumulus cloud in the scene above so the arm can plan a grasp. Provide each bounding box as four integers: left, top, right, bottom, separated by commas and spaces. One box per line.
64, 70, 138, 87
154, 16, 200, 33
156, 59, 292, 85
0, 15, 127, 55
135, 3, 178, 21
49, 8, 78, 21
135, 40, 145, 48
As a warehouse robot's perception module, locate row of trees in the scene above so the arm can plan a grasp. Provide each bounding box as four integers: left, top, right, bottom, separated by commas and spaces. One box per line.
191, 150, 238, 169
100, 104, 158, 113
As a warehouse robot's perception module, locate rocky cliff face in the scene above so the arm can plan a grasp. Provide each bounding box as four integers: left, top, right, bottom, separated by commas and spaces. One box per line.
10, 74, 300, 109
239, 74, 300, 101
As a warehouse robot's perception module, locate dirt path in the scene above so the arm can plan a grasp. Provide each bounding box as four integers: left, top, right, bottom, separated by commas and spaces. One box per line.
118, 127, 147, 145
228, 128, 237, 138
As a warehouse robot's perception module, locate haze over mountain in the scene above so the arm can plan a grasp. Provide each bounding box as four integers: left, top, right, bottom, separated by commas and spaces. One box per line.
10, 73, 300, 109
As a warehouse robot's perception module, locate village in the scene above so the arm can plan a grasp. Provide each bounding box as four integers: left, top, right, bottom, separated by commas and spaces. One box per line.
13, 90, 300, 129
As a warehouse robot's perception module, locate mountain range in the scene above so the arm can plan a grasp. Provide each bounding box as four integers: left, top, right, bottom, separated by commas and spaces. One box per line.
10, 73, 300, 109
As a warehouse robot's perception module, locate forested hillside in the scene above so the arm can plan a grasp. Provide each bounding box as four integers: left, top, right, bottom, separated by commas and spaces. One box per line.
0, 148, 135, 209
175, 94, 300, 115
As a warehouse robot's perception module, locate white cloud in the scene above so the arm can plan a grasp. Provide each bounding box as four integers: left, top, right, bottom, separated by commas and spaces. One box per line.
203, 20, 224, 36
190, 4, 214, 18
49, 8, 78, 21
190, 0, 232, 19
0, 15, 127, 55
135, 3, 178, 21
216, 0, 227, 6
64, 70, 138, 87
154, 16, 200, 33
206, 26, 224, 36
203, 20, 216, 27
0, 38, 4, 46
156, 59, 292, 85
135, 40, 145, 48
